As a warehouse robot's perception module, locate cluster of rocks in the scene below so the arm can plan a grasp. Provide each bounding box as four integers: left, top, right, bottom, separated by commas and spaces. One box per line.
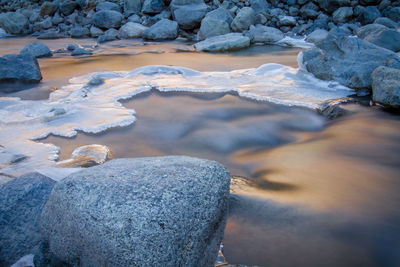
302, 26, 400, 108
0, 156, 231, 266
0, 0, 399, 47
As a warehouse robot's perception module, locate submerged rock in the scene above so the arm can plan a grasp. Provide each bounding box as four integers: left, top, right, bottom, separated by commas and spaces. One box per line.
21, 42, 52, 58
57, 144, 113, 168
0, 28, 6, 38
70, 47, 92, 56
302, 30, 400, 89
39, 156, 230, 266
318, 97, 359, 119
0, 173, 55, 267
372, 66, 400, 108
0, 53, 42, 84
143, 19, 178, 40
195, 33, 250, 52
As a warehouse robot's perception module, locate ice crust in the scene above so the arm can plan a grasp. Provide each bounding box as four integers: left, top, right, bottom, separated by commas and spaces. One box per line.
0, 63, 354, 178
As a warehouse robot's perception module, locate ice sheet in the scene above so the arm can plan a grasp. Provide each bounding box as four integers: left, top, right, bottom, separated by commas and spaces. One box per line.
0, 63, 354, 178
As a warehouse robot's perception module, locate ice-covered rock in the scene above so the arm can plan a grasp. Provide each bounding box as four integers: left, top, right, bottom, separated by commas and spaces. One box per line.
21, 42, 52, 58
0, 53, 42, 83
372, 66, 400, 108
38, 156, 230, 266
0, 173, 55, 266
143, 19, 178, 40
57, 144, 113, 168
195, 33, 250, 52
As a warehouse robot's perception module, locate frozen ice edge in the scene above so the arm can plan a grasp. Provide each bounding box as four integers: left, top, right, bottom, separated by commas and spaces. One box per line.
0, 61, 354, 179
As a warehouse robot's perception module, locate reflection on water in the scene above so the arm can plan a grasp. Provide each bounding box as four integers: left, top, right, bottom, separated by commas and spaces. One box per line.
42, 91, 400, 267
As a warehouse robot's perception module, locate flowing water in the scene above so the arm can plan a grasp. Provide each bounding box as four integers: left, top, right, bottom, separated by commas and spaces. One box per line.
1, 38, 400, 267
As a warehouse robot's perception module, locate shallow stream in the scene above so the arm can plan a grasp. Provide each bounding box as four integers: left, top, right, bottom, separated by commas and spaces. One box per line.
1, 38, 400, 266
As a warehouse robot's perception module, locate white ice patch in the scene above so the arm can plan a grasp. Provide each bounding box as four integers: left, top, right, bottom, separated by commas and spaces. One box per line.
276, 36, 314, 49
0, 64, 353, 178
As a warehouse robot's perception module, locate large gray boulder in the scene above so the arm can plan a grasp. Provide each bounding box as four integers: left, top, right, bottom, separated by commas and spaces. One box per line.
302, 29, 400, 89
0, 12, 28, 34
198, 17, 230, 40
143, 19, 178, 40
387, 7, 400, 23
0, 173, 55, 267
195, 33, 250, 52
119, 22, 148, 38
247, 24, 284, 43
372, 66, 400, 108
0, 53, 42, 84
363, 28, 400, 52
231, 7, 256, 32
172, 3, 209, 30
39, 156, 230, 267
21, 42, 52, 58
93, 10, 124, 29
141, 0, 165, 14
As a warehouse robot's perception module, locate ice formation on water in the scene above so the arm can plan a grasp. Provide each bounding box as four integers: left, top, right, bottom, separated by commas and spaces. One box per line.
0, 63, 354, 179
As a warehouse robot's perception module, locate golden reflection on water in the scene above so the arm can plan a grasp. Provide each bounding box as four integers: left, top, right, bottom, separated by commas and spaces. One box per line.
231, 105, 400, 217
